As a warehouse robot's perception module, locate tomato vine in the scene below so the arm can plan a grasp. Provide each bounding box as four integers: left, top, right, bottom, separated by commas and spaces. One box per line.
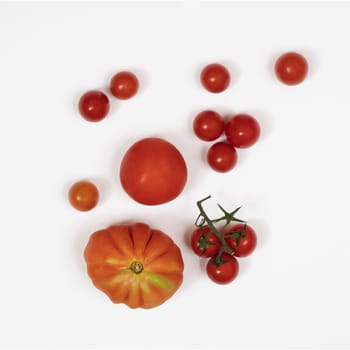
195, 195, 247, 266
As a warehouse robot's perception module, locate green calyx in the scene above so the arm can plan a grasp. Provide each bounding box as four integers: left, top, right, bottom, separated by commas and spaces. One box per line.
195, 195, 247, 266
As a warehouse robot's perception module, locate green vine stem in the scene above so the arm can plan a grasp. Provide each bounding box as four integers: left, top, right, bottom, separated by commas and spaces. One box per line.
195, 195, 247, 266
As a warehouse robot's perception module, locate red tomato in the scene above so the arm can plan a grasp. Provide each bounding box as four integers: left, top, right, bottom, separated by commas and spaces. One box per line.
193, 110, 224, 141
78, 90, 110, 122
190, 226, 221, 258
206, 253, 239, 284
207, 141, 238, 173
225, 114, 260, 148
68, 180, 99, 211
119, 137, 187, 205
84, 223, 184, 309
110, 71, 139, 99
200, 63, 230, 93
274, 52, 308, 85
225, 224, 257, 257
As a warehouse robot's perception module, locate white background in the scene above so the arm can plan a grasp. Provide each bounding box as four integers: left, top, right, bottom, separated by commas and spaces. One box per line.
1, 1, 350, 349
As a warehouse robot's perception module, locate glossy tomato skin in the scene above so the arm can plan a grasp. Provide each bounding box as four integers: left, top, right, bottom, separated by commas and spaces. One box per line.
68, 180, 99, 211
225, 114, 260, 148
110, 71, 139, 99
225, 224, 257, 257
84, 223, 184, 309
193, 110, 225, 141
200, 63, 230, 93
119, 138, 187, 205
207, 141, 238, 172
274, 52, 308, 85
206, 253, 239, 284
78, 90, 110, 122
190, 226, 221, 258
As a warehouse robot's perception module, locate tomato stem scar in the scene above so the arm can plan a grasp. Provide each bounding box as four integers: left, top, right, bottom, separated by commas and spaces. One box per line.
130, 261, 143, 274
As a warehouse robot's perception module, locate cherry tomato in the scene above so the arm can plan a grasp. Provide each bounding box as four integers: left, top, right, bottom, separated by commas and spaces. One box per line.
78, 90, 110, 122
225, 114, 260, 148
68, 180, 99, 211
190, 226, 221, 258
200, 63, 230, 93
225, 224, 257, 257
193, 110, 224, 141
274, 52, 308, 85
110, 71, 139, 99
119, 137, 187, 205
206, 253, 239, 284
207, 141, 238, 173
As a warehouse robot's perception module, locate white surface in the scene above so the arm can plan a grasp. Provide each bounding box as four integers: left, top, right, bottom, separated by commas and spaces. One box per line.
1, 1, 350, 349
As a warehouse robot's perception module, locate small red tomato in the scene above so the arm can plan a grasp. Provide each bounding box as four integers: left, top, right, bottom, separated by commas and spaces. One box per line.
207, 142, 238, 173
68, 180, 99, 211
110, 71, 139, 99
190, 226, 221, 258
78, 90, 110, 122
274, 52, 308, 85
225, 114, 260, 148
225, 224, 257, 257
193, 110, 225, 141
200, 63, 230, 93
206, 253, 239, 284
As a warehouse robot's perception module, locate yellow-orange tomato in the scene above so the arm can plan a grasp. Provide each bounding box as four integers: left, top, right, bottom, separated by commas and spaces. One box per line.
84, 223, 184, 309
68, 180, 99, 211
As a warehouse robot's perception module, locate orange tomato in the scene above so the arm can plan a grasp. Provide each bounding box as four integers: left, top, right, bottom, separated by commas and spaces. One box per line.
84, 223, 184, 309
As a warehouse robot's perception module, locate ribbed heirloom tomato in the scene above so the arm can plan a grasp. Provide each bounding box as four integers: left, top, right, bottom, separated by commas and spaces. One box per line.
84, 223, 184, 309
119, 137, 187, 205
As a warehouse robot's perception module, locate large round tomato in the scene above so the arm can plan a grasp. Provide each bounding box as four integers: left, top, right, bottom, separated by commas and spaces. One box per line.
119, 137, 188, 205
84, 223, 184, 309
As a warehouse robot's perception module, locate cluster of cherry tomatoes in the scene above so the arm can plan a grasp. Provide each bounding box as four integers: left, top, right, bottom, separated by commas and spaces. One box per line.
195, 62, 261, 173
78, 71, 139, 122
194, 51, 308, 173
193, 109, 261, 172
190, 196, 257, 284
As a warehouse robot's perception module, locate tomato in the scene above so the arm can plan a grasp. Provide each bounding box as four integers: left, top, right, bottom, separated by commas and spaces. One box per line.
190, 226, 221, 258
274, 52, 308, 85
68, 180, 99, 211
78, 90, 110, 122
225, 114, 260, 148
206, 253, 239, 284
110, 71, 139, 100
119, 138, 187, 205
193, 110, 224, 141
207, 141, 238, 172
84, 223, 184, 309
200, 63, 230, 93
225, 224, 257, 257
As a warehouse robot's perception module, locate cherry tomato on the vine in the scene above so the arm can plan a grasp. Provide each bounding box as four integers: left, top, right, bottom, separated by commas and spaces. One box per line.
225, 224, 257, 257
207, 141, 238, 173
78, 90, 110, 122
190, 226, 221, 258
225, 114, 260, 148
206, 253, 239, 284
274, 52, 308, 85
200, 63, 230, 93
110, 71, 139, 99
193, 110, 224, 141
68, 180, 99, 211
